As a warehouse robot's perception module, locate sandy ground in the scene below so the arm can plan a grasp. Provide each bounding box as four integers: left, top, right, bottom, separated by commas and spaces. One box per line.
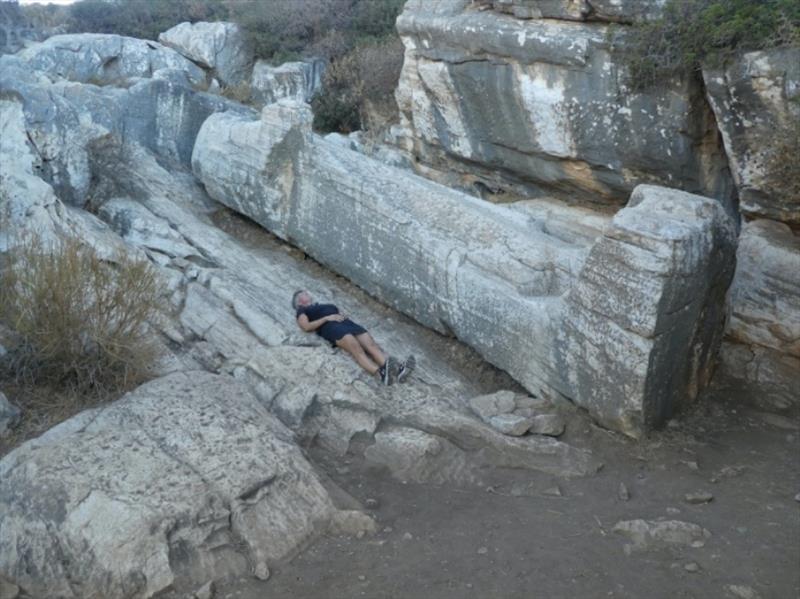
209, 380, 799, 599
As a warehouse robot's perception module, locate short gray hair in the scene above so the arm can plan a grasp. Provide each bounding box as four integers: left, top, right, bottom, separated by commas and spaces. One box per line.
291, 290, 306, 310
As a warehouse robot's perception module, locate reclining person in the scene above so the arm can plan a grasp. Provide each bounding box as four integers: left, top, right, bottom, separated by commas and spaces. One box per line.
292, 290, 414, 385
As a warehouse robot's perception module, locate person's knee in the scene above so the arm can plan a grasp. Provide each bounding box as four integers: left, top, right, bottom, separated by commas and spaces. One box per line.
337, 334, 359, 352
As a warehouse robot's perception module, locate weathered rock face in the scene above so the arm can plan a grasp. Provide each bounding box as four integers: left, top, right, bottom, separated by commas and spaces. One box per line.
16, 33, 207, 87
250, 58, 325, 107
703, 48, 800, 225
159, 21, 252, 86
0, 372, 347, 598
394, 0, 732, 209
192, 101, 736, 437
728, 220, 800, 356
0, 49, 249, 207
559, 185, 737, 432
488, 0, 666, 22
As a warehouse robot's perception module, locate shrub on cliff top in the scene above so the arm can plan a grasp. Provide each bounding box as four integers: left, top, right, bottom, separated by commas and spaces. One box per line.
621, 0, 800, 90
0, 234, 160, 397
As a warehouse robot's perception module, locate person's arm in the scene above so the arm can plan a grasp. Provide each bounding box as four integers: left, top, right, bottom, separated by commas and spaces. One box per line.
296, 312, 345, 332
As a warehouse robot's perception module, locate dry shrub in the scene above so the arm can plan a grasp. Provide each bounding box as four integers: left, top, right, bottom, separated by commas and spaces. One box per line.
312, 35, 405, 133
221, 81, 253, 105
0, 233, 160, 398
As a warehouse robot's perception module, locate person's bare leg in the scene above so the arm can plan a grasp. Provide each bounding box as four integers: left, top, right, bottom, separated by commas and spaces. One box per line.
356, 332, 388, 367
337, 334, 380, 375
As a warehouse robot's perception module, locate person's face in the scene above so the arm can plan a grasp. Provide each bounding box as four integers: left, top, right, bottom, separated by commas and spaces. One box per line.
298, 291, 312, 307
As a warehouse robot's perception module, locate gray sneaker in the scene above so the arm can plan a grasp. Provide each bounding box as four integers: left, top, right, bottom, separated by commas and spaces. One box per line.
396, 355, 416, 383
379, 357, 398, 386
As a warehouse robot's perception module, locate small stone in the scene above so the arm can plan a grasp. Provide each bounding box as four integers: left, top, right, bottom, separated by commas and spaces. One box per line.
666, 507, 681, 515
356, 530, 365, 539
383, 526, 393, 533
618, 483, 630, 502
528, 413, 566, 437
488, 413, 532, 436
682, 460, 700, 471
690, 540, 706, 548
542, 486, 562, 497
794, 493, 800, 503
365, 498, 379, 509
684, 563, 700, 573
358, 575, 366, 581
402, 532, 413, 540
253, 562, 270, 581
685, 492, 714, 505
477, 546, 488, 555
725, 585, 761, 599
194, 581, 214, 599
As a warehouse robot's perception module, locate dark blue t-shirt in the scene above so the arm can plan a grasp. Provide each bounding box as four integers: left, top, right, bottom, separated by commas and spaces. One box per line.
296, 303, 366, 345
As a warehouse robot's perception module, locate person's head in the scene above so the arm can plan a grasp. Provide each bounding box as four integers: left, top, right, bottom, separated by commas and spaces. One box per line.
291, 290, 312, 310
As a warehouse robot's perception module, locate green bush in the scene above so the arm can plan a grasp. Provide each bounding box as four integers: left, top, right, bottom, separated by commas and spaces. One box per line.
0, 234, 160, 396
620, 0, 800, 90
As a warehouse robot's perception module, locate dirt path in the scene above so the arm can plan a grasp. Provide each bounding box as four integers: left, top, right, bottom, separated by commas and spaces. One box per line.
213, 382, 799, 599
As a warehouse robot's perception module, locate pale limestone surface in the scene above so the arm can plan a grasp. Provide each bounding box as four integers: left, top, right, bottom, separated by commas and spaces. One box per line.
0, 372, 346, 598
703, 48, 800, 225
15, 33, 206, 87
192, 102, 737, 437
159, 21, 252, 86
393, 0, 732, 209
250, 58, 325, 107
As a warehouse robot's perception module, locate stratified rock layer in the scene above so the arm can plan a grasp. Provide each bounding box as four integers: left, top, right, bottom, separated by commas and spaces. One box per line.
192, 101, 737, 437
394, 0, 731, 208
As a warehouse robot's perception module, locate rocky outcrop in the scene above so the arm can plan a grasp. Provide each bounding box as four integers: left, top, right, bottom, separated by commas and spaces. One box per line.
0, 371, 354, 598
192, 101, 736, 437
15, 33, 206, 87
718, 220, 800, 408
0, 46, 249, 207
250, 58, 325, 107
394, 0, 732, 210
703, 48, 800, 225
487, 0, 666, 22
728, 220, 800, 356
159, 21, 252, 86
559, 185, 737, 432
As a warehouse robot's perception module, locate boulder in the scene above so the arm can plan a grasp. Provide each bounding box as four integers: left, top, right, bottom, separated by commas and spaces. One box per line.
159, 21, 252, 86
528, 413, 565, 436
191, 102, 736, 436
558, 185, 737, 434
250, 58, 325, 107
727, 220, 800, 357
394, 0, 732, 209
0, 371, 348, 598
703, 48, 800, 225
469, 390, 516, 421
488, 413, 533, 436
613, 519, 712, 551
15, 33, 206, 87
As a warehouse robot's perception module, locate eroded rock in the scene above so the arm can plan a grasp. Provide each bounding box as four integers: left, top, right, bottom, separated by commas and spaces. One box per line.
159, 21, 252, 86
0, 372, 355, 598
613, 519, 712, 551
192, 102, 736, 437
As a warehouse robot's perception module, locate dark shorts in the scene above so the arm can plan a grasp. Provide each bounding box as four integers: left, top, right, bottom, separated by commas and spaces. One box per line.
318, 320, 367, 347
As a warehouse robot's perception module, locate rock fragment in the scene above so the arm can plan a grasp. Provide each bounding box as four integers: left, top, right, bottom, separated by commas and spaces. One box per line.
684, 492, 714, 505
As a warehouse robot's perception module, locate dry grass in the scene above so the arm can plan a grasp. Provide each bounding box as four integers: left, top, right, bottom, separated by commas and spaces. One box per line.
0, 233, 160, 399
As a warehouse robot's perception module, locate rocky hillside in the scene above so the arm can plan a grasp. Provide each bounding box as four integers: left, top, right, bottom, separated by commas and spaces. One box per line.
0, 4, 798, 597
